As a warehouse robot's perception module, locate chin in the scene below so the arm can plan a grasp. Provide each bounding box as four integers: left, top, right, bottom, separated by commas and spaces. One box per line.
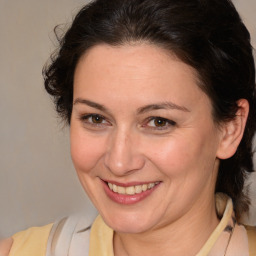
108, 221, 152, 234
101, 209, 158, 234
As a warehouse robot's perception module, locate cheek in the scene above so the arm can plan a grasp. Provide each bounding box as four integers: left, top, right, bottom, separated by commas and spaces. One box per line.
146, 131, 217, 178
150, 141, 192, 176
70, 127, 105, 174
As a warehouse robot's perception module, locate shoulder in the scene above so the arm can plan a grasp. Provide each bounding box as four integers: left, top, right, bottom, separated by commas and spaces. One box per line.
0, 238, 13, 256
1, 213, 96, 256
9, 223, 53, 256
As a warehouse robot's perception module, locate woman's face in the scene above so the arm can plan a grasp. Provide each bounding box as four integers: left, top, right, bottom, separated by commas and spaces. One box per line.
70, 44, 223, 233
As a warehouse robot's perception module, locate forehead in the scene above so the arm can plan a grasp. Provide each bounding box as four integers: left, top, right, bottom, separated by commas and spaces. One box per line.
73, 43, 209, 111
77, 43, 196, 74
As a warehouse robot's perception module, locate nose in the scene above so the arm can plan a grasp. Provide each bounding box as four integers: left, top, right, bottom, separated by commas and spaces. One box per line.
104, 129, 145, 176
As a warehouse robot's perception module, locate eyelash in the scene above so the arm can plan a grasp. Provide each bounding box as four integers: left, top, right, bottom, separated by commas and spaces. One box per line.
79, 114, 110, 127
143, 116, 176, 130
79, 114, 176, 130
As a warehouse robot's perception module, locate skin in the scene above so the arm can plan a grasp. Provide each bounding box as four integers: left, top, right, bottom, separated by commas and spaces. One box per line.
70, 43, 248, 256
0, 238, 13, 255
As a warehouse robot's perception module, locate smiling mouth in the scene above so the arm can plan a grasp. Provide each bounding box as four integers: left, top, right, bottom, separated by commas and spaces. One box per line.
107, 182, 160, 195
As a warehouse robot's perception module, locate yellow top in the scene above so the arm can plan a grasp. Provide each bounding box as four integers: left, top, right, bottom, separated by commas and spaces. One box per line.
89, 215, 114, 256
8, 217, 256, 256
9, 223, 53, 256
8, 194, 256, 256
246, 225, 256, 254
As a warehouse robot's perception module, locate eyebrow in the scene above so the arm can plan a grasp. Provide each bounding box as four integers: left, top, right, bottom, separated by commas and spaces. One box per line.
137, 102, 190, 114
73, 98, 190, 114
73, 98, 108, 112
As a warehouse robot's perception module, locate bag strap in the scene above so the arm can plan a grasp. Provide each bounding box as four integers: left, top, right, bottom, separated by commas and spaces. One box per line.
245, 225, 256, 256
46, 214, 95, 256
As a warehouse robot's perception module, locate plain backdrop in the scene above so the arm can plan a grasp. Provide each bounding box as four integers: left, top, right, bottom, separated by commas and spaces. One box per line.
0, 0, 255, 238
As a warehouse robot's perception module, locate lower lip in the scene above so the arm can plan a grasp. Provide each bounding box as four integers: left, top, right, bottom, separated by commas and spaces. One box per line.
102, 181, 161, 205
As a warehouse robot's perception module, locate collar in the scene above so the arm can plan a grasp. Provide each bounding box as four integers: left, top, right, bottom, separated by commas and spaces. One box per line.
89, 193, 248, 256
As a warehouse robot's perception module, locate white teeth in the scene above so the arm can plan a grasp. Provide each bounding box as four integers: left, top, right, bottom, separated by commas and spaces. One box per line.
107, 182, 159, 195
135, 185, 142, 194
142, 184, 148, 191
117, 186, 126, 194
113, 184, 118, 193
148, 183, 155, 189
126, 186, 135, 195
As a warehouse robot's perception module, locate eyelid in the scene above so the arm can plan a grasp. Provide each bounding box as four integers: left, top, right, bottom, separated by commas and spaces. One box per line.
79, 113, 111, 126
143, 116, 176, 130
78, 114, 175, 131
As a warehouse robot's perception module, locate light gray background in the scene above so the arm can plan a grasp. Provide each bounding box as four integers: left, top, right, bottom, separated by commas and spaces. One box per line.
0, 0, 255, 238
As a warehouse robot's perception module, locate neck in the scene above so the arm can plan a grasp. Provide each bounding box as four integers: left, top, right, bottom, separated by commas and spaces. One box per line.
114, 194, 219, 256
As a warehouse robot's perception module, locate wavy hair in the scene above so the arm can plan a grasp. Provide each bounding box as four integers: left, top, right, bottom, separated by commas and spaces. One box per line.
43, 0, 256, 218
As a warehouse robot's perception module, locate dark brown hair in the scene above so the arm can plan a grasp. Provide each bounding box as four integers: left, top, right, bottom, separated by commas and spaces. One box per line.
43, 0, 256, 218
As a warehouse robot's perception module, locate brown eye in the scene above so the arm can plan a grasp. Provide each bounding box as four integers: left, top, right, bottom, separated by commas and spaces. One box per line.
154, 118, 167, 127
80, 114, 109, 126
146, 117, 176, 130
91, 115, 104, 123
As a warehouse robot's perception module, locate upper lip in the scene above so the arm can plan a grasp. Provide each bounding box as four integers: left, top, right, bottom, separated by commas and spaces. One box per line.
101, 179, 161, 187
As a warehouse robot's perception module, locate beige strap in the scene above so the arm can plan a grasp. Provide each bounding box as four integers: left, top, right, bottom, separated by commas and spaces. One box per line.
245, 225, 256, 256
196, 196, 233, 256
46, 214, 94, 256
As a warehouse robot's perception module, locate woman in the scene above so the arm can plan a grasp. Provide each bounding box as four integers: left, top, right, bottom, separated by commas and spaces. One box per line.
1, 0, 256, 255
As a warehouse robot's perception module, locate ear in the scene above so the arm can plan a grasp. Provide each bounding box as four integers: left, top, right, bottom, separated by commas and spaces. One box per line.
216, 99, 249, 160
